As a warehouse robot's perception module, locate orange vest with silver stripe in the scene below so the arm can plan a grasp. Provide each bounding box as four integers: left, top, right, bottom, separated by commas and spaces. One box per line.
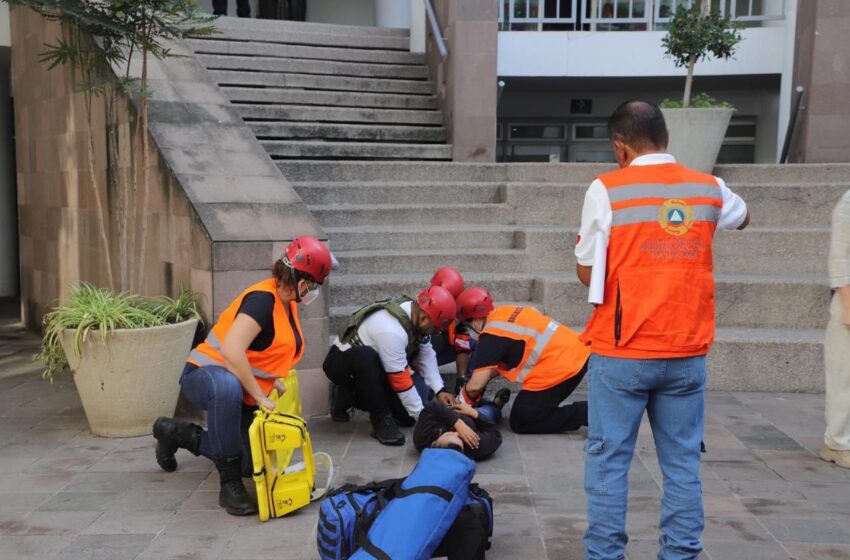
187, 278, 304, 405
480, 305, 590, 391
581, 162, 721, 359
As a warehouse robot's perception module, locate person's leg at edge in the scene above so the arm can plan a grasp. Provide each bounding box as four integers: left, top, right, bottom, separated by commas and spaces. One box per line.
648, 356, 706, 560
509, 367, 587, 434
178, 365, 257, 516
236, 0, 251, 17
211, 0, 227, 15
823, 293, 850, 466
584, 355, 653, 560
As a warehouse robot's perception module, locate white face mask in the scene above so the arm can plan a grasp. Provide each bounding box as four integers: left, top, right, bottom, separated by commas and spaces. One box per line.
300, 285, 320, 306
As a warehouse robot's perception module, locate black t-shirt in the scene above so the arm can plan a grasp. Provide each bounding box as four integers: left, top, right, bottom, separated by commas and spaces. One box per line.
468, 333, 526, 373
235, 291, 302, 354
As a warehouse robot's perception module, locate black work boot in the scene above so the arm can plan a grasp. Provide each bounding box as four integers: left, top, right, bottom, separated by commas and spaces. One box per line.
370, 413, 405, 446
215, 454, 258, 516
152, 417, 202, 473
494, 388, 512, 409
330, 383, 353, 422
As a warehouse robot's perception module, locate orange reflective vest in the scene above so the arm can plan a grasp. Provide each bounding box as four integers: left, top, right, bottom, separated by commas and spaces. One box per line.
187, 278, 304, 405
581, 162, 722, 359
480, 306, 590, 391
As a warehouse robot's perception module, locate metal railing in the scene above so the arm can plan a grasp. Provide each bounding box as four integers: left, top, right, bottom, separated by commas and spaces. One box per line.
499, 0, 784, 30
424, 0, 448, 60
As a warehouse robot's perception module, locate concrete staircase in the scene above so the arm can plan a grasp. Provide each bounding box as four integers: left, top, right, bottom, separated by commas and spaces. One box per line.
281, 160, 841, 393
188, 17, 842, 393
186, 18, 450, 161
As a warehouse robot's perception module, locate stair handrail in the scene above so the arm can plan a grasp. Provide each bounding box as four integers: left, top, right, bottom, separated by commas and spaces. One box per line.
424, 0, 448, 60
780, 85, 805, 164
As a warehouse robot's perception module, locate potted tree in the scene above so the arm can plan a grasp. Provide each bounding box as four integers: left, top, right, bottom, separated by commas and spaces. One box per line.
660, 0, 742, 172
37, 285, 201, 437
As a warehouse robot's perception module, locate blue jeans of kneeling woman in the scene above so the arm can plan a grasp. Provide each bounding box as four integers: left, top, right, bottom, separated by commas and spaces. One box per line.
179, 364, 254, 462
584, 354, 707, 560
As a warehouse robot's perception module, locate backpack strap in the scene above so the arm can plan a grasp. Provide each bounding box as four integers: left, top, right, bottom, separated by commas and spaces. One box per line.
337, 296, 423, 359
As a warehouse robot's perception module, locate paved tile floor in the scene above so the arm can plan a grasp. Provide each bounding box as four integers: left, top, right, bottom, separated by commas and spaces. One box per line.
1, 312, 849, 560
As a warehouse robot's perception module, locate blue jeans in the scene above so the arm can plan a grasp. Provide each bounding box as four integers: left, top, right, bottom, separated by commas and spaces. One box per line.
583, 354, 707, 560
179, 364, 245, 460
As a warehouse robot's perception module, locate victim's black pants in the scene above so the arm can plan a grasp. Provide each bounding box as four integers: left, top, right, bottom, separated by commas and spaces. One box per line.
509, 363, 588, 434
323, 345, 411, 422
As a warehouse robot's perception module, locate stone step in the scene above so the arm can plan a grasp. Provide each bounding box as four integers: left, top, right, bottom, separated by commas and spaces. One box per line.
312, 203, 513, 227
237, 104, 443, 125
221, 87, 438, 110
213, 15, 410, 38
209, 24, 410, 51
537, 274, 829, 330
262, 141, 451, 160
324, 225, 519, 251
327, 272, 538, 308
198, 54, 429, 80
295, 182, 503, 205
187, 38, 424, 65
278, 161, 614, 183
250, 122, 447, 143
209, 70, 434, 95
715, 163, 850, 184
712, 227, 829, 275
708, 327, 824, 392
333, 248, 540, 274
299, 181, 845, 226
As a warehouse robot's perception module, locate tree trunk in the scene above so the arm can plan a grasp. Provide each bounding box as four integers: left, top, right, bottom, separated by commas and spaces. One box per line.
683, 55, 695, 107
136, 34, 151, 292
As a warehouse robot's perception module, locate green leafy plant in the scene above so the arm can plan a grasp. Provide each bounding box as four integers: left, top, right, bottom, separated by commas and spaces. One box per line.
660, 92, 732, 109
661, 0, 742, 107
35, 284, 201, 382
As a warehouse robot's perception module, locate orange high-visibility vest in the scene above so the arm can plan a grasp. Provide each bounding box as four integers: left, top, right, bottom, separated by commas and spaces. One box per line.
581, 162, 722, 359
187, 278, 304, 405
480, 306, 590, 391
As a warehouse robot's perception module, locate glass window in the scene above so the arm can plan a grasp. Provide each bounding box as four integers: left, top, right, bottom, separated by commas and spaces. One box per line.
507, 144, 567, 162
509, 125, 566, 140
574, 124, 609, 140
717, 144, 755, 164
725, 123, 757, 139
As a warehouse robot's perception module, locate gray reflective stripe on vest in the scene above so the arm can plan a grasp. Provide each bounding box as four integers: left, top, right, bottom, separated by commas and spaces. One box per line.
606, 182, 723, 204
612, 204, 721, 227
487, 319, 560, 384
189, 331, 280, 380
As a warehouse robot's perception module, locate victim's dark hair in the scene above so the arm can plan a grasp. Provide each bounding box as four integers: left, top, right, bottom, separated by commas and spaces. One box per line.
607, 100, 669, 151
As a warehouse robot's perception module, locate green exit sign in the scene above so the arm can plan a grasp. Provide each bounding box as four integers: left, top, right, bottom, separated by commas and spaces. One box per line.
571, 99, 593, 114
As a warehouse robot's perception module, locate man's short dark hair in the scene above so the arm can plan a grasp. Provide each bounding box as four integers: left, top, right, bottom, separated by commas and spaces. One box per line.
607, 100, 669, 151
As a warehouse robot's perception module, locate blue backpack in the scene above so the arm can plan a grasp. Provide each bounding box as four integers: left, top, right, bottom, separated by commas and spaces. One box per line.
317, 449, 491, 560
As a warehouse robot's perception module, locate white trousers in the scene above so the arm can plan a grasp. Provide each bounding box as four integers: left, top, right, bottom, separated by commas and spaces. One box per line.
825, 293, 850, 451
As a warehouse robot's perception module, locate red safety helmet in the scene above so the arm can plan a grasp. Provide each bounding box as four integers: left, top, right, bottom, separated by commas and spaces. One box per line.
456, 287, 494, 322
417, 285, 457, 331
430, 267, 465, 299
284, 236, 333, 284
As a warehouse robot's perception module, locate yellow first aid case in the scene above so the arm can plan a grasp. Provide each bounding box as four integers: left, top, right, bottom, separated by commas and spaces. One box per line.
248, 370, 334, 522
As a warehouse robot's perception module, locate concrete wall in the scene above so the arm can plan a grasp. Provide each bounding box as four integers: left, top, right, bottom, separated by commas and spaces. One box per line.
10, 8, 214, 324
498, 26, 787, 77
498, 78, 781, 163
789, 0, 850, 163
307, 0, 375, 26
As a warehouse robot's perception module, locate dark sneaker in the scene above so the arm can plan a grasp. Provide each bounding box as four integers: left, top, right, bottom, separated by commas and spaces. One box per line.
330, 384, 353, 422
494, 388, 511, 409
370, 414, 405, 446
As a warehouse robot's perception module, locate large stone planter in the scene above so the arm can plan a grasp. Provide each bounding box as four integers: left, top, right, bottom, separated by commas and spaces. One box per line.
61, 319, 199, 437
661, 107, 735, 173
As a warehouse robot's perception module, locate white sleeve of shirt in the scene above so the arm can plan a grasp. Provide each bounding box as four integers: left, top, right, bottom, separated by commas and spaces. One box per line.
411, 340, 444, 394
574, 179, 612, 266
397, 386, 424, 420
715, 177, 749, 231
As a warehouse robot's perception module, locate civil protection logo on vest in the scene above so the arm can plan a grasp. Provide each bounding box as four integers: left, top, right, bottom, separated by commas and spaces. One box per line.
657, 199, 694, 236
